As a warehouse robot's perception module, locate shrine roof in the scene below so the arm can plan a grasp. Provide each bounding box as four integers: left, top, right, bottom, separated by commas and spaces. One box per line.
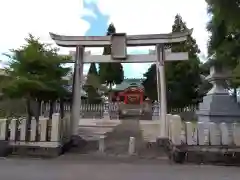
113, 78, 144, 91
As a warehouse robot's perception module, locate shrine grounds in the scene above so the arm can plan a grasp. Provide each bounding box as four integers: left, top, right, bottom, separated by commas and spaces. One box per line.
0, 157, 239, 180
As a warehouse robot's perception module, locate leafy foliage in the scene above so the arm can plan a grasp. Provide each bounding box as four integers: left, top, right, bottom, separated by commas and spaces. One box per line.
207, 2, 239, 67
2, 34, 71, 117
206, 0, 240, 30
98, 23, 124, 89
206, 0, 240, 98
142, 15, 202, 109
84, 63, 102, 103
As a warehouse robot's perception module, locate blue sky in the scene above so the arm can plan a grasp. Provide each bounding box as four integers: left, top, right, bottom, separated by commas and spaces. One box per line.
82, 0, 151, 78
0, 0, 209, 78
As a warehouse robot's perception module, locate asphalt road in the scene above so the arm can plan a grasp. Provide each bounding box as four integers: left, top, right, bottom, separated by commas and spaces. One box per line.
0, 157, 239, 180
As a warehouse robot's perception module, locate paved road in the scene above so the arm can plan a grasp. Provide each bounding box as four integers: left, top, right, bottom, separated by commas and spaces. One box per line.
0, 157, 239, 180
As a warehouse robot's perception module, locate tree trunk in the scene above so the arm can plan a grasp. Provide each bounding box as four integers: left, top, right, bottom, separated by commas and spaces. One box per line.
108, 83, 113, 115
60, 98, 64, 119
46, 100, 54, 141
49, 100, 54, 119
233, 88, 238, 102
25, 98, 32, 141
108, 83, 112, 102
36, 100, 41, 118
35, 99, 41, 141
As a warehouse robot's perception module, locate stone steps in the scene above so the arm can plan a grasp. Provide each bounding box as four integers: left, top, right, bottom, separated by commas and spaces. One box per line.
104, 120, 142, 155
78, 119, 121, 141
65, 118, 167, 159
104, 119, 167, 158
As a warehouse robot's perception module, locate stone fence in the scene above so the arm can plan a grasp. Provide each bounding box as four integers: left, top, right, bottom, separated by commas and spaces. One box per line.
0, 98, 198, 121
42, 102, 119, 119
41, 102, 198, 120
0, 113, 71, 157
167, 115, 240, 164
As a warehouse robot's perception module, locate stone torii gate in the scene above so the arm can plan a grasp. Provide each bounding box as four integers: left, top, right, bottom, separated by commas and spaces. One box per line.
50, 30, 192, 142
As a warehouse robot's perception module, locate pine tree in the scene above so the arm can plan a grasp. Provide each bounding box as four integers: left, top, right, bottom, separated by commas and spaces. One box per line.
206, 0, 240, 100
206, 0, 240, 30
142, 14, 202, 109
85, 63, 101, 103
98, 23, 124, 91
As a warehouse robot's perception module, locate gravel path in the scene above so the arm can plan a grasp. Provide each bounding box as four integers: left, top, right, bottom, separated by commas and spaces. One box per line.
0, 157, 239, 180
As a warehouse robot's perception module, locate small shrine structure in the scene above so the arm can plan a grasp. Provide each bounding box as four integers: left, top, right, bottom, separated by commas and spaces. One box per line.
119, 86, 144, 104
111, 78, 145, 104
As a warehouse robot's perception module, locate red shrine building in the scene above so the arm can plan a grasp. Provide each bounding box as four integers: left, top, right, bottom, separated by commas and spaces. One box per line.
110, 79, 146, 104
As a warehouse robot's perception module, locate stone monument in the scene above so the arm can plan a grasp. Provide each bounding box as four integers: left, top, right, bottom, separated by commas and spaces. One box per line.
152, 101, 160, 120
197, 63, 240, 123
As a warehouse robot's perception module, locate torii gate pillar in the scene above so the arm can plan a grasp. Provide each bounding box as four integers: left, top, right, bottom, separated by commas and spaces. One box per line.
71, 46, 84, 136
156, 44, 168, 138
50, 30, 192, 144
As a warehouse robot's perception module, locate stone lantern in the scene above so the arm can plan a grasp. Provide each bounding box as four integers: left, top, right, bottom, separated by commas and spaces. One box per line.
197, 63, 240, 123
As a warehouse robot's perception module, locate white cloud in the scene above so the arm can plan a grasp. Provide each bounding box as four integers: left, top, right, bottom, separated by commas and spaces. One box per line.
0, 0, 90, 66
0, 0, 210, 78
92, 0, 210, 75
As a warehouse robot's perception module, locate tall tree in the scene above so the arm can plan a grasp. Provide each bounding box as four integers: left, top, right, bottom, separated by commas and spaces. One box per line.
98, 23, 124, 92
206, 0, 240, 30
142, 14, 202, 109
84, 63, 101, 103
206, 1, 239, 66
206, 0, 240, 100
3, 34, 70, 122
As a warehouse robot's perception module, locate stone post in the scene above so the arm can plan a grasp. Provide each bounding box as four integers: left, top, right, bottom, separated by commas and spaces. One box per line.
116, 97, 120, 120
71, 46, 84, 144
156, 44, 167, 139
103, 101, 110, 120
99, 135, 105, 152
128, 137, 135, 155
152, 101, 160, 120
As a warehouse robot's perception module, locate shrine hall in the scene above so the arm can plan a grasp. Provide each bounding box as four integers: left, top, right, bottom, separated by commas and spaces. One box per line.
110, 78, 147, 104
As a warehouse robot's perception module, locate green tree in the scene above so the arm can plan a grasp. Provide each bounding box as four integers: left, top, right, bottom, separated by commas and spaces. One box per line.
98, 23, 124, 92
3, 34, 70, 124
84, 63, 102, 103
142, 14, 202, 109
206, 0, 240, 30
206, 0, 240, 100
0, 70, 10, 97
142, 64, 157, 101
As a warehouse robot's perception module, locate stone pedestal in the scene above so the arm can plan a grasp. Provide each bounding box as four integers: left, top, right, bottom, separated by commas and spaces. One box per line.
152, 101, 160, 120
197, 64, 240, 123
103, 101, 110, 120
